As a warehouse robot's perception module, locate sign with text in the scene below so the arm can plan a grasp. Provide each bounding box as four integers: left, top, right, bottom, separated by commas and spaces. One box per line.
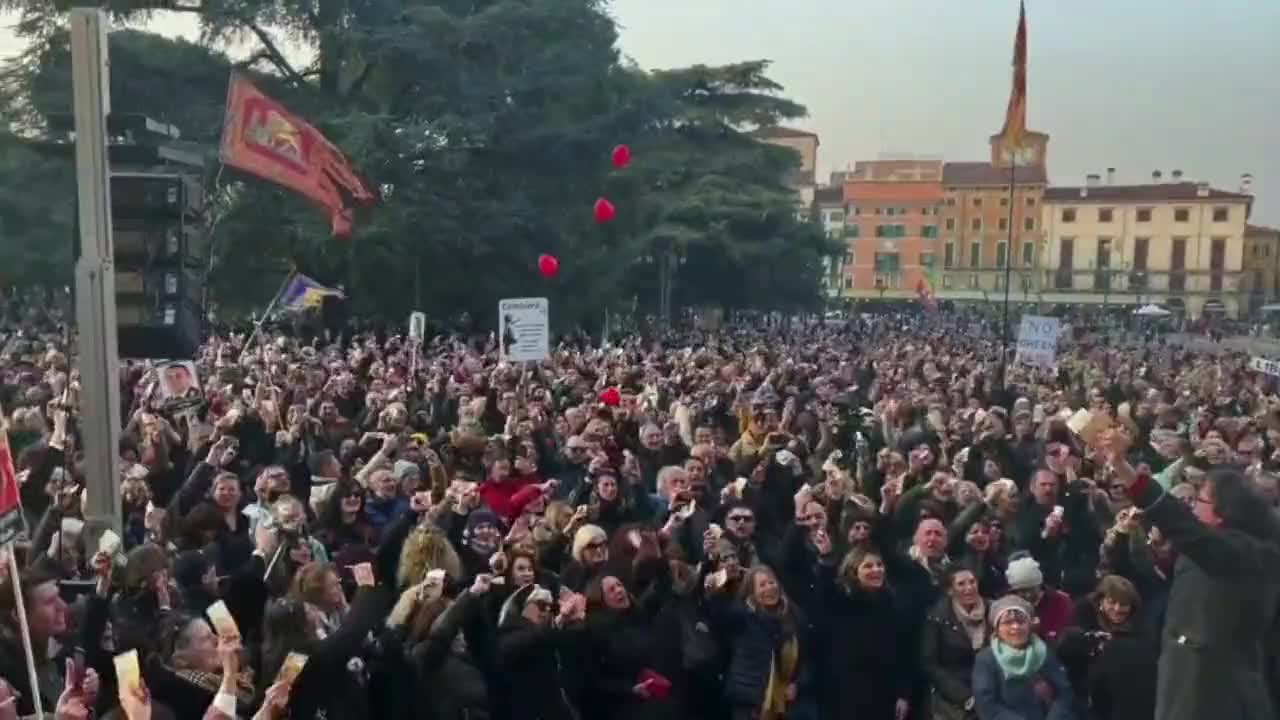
499, 298, 550, 362
1249, 356, 1280, 377
408, 312, 426, 344
1015, 315, 1060, 368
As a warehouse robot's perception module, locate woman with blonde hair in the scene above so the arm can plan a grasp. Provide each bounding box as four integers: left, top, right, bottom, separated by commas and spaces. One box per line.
706, 564, 803, 720
561, 523, 609, 592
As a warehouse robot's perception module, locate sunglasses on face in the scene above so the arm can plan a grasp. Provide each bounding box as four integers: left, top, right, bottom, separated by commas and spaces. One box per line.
727, 514, 755, 524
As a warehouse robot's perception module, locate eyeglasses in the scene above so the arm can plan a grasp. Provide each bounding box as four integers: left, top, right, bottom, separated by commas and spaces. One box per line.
584, 541, 606, 551
998, 614, 1030, 627
727, 515, 755, 524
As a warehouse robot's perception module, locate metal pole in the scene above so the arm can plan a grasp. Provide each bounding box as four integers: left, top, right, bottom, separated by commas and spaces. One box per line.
70, 8, 122, 535
998, 157, 1017, 391
239, 271, 294, 363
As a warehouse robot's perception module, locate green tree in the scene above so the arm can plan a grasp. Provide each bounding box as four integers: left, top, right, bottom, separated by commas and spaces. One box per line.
0, 0, 834, 326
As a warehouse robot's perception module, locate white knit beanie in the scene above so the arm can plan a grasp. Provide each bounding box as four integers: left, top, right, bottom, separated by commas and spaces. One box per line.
1005, 555, 1044, 591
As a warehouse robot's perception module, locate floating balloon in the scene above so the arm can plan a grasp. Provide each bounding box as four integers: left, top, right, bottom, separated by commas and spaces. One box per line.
599, 387, 621, 407
537, 253, 559, 278
611, 144, 632, 170
593, 197, 616, 224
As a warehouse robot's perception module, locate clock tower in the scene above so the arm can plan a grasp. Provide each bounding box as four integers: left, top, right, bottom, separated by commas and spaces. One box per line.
990, 129, 1049, 171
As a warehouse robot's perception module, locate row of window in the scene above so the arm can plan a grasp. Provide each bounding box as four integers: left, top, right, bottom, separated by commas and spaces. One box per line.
945, 196, 1037, 209
824, 207, 939, 223
1060, 206, 1233, 224
839, 272, 1034, 292
829, 219, 1033, 235
827, 204, 1236, 228
941, 241, 1036, 269
943, 217, 1036, 232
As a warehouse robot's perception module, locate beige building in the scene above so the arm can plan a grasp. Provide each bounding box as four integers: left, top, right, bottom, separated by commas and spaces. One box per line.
750, 126, 819, 209
1040, 178, 1254, 317
814, 185, 848, 298
1243, 224, 1280, 315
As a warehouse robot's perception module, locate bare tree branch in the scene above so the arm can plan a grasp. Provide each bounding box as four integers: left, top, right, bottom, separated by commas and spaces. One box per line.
245, 22, 306, 85
165, 2, 304, 85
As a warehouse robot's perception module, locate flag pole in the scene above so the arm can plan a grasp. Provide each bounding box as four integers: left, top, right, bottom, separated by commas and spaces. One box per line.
7, 546, 46, 720
999, 157, 1017, 391
240, 271, 295, 364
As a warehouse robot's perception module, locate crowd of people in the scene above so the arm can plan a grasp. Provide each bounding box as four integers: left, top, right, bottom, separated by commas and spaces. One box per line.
1, 304, 1279, 720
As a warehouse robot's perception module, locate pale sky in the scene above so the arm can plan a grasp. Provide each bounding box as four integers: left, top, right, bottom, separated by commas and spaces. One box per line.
4, 0, 1278, 224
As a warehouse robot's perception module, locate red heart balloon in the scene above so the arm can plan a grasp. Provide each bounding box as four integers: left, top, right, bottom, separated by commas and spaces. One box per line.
593, 197, 616, 224
537, 254, 559, 278
599, 387, 621, 407
611, 144, 631, 170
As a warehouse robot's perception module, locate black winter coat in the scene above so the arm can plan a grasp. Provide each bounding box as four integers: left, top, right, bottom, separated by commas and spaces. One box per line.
711, 595, 802, 711
921, 598, 983, 720
1057, 604, 1158, 720
812, 565, 912, 720
493, 617, 585, 720
583, 605, 674, 720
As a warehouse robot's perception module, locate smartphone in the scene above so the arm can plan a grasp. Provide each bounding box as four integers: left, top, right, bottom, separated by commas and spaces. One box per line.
70, 647, 87, 690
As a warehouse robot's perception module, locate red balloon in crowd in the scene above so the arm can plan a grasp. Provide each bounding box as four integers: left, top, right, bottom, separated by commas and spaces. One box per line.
593, 197, 616, 224
611, 144, 631, 170
537, 253, 559, 278
599, 387, 621, 407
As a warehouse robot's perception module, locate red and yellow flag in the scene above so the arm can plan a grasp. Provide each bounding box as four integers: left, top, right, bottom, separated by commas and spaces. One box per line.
219, 72, 379, 238
0, 403, 25, 544
1000, 0, 1028, 149
915, 276, 937, 310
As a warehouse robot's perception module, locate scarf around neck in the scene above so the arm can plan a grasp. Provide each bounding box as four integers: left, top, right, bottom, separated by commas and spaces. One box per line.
908, 544, 950, 580
992, 636, 1047, 679
952, 598, 987, 649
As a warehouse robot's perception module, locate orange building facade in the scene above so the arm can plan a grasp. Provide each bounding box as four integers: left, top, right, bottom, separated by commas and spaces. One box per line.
841, 160, 944, 298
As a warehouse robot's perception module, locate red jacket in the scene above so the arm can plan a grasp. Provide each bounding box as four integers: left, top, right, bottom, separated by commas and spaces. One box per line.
1036, 588, 1075, 642
479, 473, 542, 525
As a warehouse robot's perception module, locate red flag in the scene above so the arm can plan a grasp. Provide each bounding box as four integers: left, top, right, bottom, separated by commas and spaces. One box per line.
915, 277, 937, 310
0, 404, 24, 545
219, 72, 379, 238
1000, 1, 1028, 149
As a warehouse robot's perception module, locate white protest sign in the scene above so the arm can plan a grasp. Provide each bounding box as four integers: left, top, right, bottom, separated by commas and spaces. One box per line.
1249, 356, 1280, 377
408, 312, 426, 344
499, 298, 550, 362
1014, 315, 1060, 368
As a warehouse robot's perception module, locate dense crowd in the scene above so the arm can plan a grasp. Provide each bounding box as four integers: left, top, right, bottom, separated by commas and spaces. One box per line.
1, 306, 1278, 720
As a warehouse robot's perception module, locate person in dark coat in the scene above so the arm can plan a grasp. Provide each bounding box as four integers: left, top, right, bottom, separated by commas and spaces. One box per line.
923, 566, 989, 720
813, 546, 912, 720
972, 595, 1076, 720
493, 583, 587, 720
1056, 575, 1157, 720
707, 565, 803, 720
582, 574, 674, 720
1110, 443, 1280, 720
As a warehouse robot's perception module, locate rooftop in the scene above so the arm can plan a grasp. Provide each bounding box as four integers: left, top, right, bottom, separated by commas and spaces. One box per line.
1043, 182, 1252, 203
1247, 224, 1280, 236
943, 161, 1048, 186
848, 159, 943, 182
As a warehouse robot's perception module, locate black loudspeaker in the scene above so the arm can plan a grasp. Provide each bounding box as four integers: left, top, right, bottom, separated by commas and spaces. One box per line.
111, 172, 206, 359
